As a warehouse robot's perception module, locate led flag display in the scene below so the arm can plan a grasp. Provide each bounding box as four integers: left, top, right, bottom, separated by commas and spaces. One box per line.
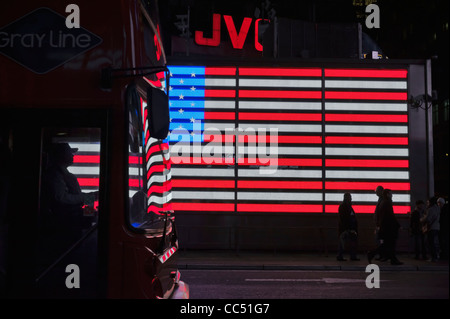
167, 65, 410, 214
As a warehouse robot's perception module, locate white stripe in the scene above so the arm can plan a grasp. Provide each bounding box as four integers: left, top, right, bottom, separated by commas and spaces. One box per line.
68, 166, 100, 175
239, 123, 322, 133
325, 125, 408, 134
172, 167, 235, 177
325, 170, 409, 179
147, 172, 172, 187
173, 191, 234, 200
325, 102, 407, 112
238, 169, 322, 178
325, 147, 409, 157
205, 78, 236, 86
325, 193, 410, 203
325, 80, 407, 89
239, 146, 321, 156
148, 193, 173, 205
238, 192, 323, 201
147, 153, 170, 170
205, 101, 235, 109
69, 143, 101, 152
240, 78, 321, 88
240, 101, 321, 111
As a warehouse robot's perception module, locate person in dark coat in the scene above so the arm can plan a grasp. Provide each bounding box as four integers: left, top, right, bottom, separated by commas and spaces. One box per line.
337, 193, 359, 261
368, 189, 403, 265
40, 143, 97, 256
410, 200, 427, 260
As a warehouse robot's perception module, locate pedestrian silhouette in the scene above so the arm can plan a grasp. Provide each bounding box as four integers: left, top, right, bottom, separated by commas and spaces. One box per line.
368, 189, 403, 265
410, 200, 427, 260
336, 193, 359, 261
421, 197, 440, 262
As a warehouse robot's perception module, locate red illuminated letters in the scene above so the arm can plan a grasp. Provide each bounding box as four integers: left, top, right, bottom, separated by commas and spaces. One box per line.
194, 13, 221, 46
194, 14, 267, 51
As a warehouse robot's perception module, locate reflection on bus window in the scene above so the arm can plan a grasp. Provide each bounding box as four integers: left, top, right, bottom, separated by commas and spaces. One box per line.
127, 85, 172, 233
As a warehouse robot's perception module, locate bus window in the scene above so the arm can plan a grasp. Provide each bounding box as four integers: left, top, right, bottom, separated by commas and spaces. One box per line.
37, 127, 101, 297
127, 84, 170, 233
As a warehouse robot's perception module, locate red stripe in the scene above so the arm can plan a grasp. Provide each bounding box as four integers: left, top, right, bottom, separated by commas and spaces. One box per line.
129, 155, 142, 165
237, 203, 323, 213
239, 113, 322, 121
148, 182, 172, 196
325, 205, 410, 214
147, 164, 170, 179
325, 159, 409, 168
77, 178, 99, 187
205, 67, 236, 76
204, 89, 236, 98
325, 114, 408, 123
325, 91, 407, 100
238, 180, 322, 190
325, 181, 410, 191
238, 135, 322, 144
73, 155, 100, 164
238, 158, 321, 166
325, 136, 408, 145
172, 202, 235, 212
239, 68, 322, 77
172, 179, 235, 188
324, 69, 408, 78
129, 179, 141, 188
148, 202, 173, 214
205, 112, 235, 120
239, 90, 321, 99
146, 143, 169, 161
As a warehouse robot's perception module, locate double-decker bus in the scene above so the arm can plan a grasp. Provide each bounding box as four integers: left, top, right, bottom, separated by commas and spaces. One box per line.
0, 0, 188, 298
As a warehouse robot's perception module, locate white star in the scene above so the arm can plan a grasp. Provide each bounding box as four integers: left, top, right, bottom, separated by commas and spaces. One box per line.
178, 124, 184, 129
190, 132, 196, 136
169, 118, 172, 122
191, 73, 196, 77
190, 86, 196, 91
179, 94, 184, 99
169, 86, 173, 91
178, 109, 184, 114
169, 102, 173, 106
190, 117, 196, 123
179, 79, 184, 84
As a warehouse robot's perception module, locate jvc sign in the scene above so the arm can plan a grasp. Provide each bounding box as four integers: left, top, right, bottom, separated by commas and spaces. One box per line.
194, 13, 268, 51
0, 7, 102, 74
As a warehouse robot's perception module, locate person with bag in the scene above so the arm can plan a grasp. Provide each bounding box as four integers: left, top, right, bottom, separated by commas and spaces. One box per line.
421, 197, 440, 262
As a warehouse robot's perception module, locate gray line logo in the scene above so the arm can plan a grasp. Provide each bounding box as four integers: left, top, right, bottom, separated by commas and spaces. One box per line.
0, 7, 102, 74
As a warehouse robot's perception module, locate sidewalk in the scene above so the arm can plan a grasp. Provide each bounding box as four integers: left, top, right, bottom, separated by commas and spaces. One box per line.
177, 249, 450, 272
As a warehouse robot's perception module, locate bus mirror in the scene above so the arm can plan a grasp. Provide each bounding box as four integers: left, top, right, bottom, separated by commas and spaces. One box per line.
147, 87, 170, 139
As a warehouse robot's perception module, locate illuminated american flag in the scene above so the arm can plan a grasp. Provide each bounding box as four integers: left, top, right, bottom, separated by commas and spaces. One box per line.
167, 65, 411, 215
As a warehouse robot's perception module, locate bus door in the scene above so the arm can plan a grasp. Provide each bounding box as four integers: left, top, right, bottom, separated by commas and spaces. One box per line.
1, 109, 108, 298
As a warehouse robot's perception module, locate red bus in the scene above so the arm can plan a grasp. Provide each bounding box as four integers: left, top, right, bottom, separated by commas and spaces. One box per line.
0, 0, 188, 298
